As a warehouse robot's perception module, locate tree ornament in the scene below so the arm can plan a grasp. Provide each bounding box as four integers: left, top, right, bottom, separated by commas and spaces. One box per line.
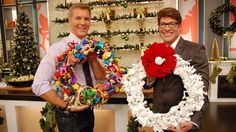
121, 34, 129, 41
136, 7, 146, 19
103, 8, 111, 21
23, 58, 28, 62
120, 1, 128, 8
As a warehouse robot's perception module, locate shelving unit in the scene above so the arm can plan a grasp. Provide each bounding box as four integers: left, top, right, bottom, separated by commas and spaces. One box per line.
48, 0, 177, 67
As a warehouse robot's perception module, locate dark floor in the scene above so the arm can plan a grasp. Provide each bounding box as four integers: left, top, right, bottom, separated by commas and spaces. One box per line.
201, 102, 236, 132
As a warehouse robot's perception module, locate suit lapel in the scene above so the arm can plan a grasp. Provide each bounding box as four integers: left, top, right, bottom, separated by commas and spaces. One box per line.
175, 37, 184, 55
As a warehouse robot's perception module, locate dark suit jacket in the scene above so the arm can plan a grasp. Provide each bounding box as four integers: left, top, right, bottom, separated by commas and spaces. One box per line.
150, 37, 209, 131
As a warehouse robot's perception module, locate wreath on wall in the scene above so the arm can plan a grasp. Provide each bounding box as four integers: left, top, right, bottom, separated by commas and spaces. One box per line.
209, 3, 236, 36
123, 43, 206, 132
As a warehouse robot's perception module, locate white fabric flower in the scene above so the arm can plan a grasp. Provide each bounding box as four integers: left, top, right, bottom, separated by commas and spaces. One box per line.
155, 56, 166, 65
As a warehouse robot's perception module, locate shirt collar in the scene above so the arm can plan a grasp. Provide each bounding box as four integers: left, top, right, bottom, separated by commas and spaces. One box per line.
170, 36, 180, 49
67, 32, 83, 43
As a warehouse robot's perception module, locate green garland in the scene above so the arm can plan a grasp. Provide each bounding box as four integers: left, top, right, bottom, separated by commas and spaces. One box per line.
55, 0, 162, 9
52, 12, 157, 24
127, 116, 142, 132
39, 103, 56, 132
127, 102, 152, 132
57, 28, 158, 38
209, 3, 236, 36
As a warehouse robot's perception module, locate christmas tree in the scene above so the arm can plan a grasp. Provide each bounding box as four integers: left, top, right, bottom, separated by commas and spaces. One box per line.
7, 9, 39, 83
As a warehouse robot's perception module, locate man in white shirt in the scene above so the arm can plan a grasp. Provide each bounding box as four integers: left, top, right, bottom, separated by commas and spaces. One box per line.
32, 3, 106, 132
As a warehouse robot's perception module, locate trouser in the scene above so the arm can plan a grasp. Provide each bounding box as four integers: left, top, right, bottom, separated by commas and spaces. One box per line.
55, 108, 94, 132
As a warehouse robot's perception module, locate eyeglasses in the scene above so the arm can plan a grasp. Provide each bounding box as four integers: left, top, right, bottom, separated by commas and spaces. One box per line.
159, 22, 178, 29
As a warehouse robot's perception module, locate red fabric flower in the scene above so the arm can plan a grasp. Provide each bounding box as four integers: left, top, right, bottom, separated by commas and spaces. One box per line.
54, 71, 60, 79
141, 42, 176, 78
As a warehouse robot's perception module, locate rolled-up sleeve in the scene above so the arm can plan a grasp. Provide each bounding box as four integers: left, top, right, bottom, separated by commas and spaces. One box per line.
32, 46, 58, 96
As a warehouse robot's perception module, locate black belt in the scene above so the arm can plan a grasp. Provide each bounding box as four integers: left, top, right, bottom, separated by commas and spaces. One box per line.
55, 107, 76, 116
55, 107, 93, 116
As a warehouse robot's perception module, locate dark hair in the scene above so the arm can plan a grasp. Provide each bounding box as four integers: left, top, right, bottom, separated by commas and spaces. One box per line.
68, 3, 91, 18
157, 7, 182, 25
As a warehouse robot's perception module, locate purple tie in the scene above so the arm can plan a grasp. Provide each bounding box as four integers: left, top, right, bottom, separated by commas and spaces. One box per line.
82, 61, 93, 87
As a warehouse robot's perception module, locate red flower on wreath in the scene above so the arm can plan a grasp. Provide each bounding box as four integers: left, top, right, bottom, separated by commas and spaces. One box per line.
141, 42, 176, 78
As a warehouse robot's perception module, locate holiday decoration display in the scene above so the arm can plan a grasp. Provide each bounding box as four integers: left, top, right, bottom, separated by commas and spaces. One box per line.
58, 28, 158, 39
5, 9, 39, 87
209, 65, 222, 84
226, 63, 236, 84
39, 103, 56, 132
123, 43, 206, 132
54, 38, 126, 107
55, 0, 162, 10
210, 38, 221, 61
209, 3, 236, 36
52, 12, 157, 24
135, 7, 146, 19
127, 116, 142, 132
51, 0, 168, 66
223, 31, 234, 46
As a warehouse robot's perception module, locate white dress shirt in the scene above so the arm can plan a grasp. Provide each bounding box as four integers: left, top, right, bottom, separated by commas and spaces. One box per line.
32, 33, 98, 96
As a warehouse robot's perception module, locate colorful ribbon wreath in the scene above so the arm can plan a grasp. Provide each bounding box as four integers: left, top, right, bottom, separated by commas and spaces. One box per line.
54, 38, 127, 107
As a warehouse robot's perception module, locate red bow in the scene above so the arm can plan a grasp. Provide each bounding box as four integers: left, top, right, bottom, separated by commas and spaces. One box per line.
141, 42, 176, 78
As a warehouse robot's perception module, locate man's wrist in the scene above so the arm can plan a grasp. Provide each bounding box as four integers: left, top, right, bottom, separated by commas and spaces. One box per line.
189, 122, 199, 132
66, 105, 72, 112
59, 100, 69, 110
189, 125, 199, 132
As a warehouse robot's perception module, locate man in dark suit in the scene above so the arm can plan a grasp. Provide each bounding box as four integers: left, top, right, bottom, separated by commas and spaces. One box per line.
144, 7, 209, 132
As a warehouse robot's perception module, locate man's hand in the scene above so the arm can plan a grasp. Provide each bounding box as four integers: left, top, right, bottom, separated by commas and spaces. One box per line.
67, 55, 78, 66
66, 92, 90, 112
87, 52, 97, 61
167, 121, 193, 132
87, 51, 107, 80
147, 76, 156, 84
69, 105, 89, 112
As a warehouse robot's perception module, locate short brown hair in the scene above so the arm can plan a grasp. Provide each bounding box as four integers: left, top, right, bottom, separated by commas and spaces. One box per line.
157, 7, 182, 25
68, 3, 91, 18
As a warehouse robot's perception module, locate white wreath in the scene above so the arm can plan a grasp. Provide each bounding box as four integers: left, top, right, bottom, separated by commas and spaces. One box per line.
123, 54, 207, 132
